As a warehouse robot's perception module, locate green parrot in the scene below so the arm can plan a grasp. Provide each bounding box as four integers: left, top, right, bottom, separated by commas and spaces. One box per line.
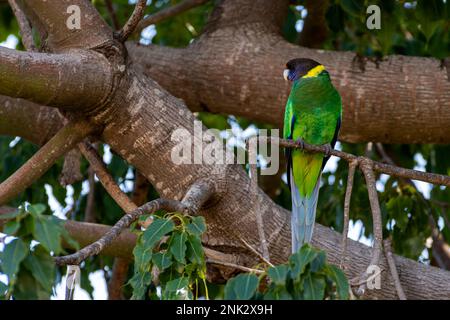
283, 58, 342, 253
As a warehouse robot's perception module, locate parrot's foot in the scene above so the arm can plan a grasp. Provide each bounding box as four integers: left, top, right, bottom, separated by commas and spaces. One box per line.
321, 143, 333, 157
295, 138, 305, 150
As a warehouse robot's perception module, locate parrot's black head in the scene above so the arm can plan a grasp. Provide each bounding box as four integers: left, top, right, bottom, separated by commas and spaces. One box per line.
283, 58, 325, 82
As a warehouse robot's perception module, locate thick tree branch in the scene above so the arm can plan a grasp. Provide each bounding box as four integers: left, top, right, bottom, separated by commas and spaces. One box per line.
0, 120, 95, 205
0, 96, 62, 145
20, 0, 112, 51
0, 48, 113, 110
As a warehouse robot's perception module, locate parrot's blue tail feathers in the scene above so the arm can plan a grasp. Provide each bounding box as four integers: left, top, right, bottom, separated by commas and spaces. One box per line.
290, 171, 321, 253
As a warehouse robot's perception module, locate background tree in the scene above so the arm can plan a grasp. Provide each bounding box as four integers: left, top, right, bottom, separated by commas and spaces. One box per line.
0, 0, 449, 300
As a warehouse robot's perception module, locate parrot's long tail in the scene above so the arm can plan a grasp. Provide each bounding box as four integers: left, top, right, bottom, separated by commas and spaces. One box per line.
290, 171, 321, 253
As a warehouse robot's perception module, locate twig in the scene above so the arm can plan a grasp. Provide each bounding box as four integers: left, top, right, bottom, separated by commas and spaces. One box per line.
355, 159, 384, 297
0, 120, 94, 205
54, 198, 187, 266
78, 141, 137, 213
206, 259, 264, 275
117, 0, 147, 42
259, 137, 450, 187
108, 171, 149, 300
238, 236, 274, 267
104, 0, 121, 31
383, 239, 407, 300
55, 179, 215, 266
136, 0, 209, 34
84, 165, 97, 223
340, 159, 358, 269
8, 0, 36, 51
248, 136, 271, 263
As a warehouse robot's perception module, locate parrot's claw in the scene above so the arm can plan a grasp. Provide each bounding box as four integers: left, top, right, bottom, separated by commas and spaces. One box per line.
321, 143, 333, 157
295, 138, 305, 150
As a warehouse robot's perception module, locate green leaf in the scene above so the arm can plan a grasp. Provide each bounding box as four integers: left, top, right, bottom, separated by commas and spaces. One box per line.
165, 276, 189, 292
303, 274, 326, 300
310, 251, 327, 273
23, 246, 55, 292
289, 244, 317, 279
224, 273, 259, 300
186, 234, 204, 265
129, 272, 152, 300
169, 232, 187, 264
152, 252, 172, 270
268, 264, 289, 285
1, 238, 29, 278
0, 281, 7, 296
186, 216, 206, 236
142, 217, 175, 249
325, 265, 349, 300
27, 204, 46, 217
32, 215, 64, 254
12, 268, 50, 300
3, 220, 20, 235
60, 227, 79, 251
133, 242, 153, 272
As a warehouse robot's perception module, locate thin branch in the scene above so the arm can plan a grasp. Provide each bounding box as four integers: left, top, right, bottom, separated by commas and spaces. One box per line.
260, 137, 450, 187
206, 259, 264, 275
104, 0, 121, 31
54, 198, 187, 266
108, 171, 148, 300
238, 236, 274, 267
340, 159, 358, 269
248, 136, 271, 263
78, 141, 137, 213
383, 239, 407, 300
0, 120, 94, 205
355, 160, 384, 297
117, 0, 147, 42
55, 178, 215, 266
136, 0, 209, 34
8, 0, 36, 51
84, 165, 97, 223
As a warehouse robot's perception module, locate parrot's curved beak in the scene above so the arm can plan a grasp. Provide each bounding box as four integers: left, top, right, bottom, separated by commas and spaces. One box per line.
283, 69, 290, 81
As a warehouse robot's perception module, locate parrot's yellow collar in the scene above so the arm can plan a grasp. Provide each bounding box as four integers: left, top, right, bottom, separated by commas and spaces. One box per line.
302, 65, 325, 78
